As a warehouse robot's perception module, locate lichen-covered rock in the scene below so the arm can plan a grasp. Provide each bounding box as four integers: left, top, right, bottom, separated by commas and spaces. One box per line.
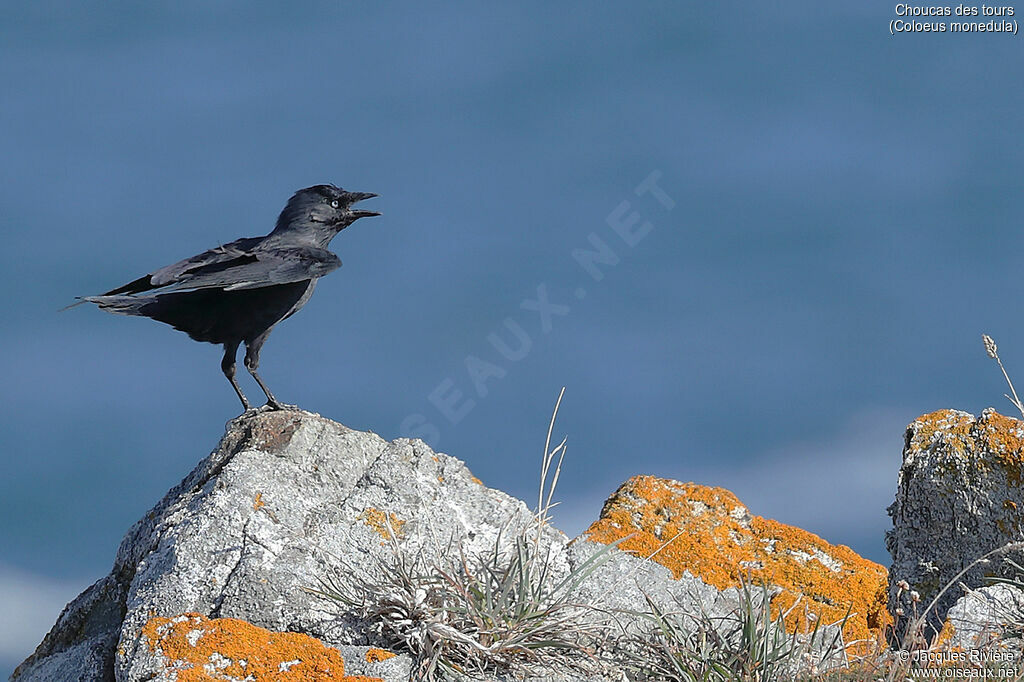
11, 409, 541, 682
584, 475, 891, 645
137, 613, 383, 681
886, 409, 1024, 638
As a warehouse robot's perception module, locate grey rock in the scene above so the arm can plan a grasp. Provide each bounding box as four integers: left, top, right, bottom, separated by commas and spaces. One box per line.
567, 539, 749, 628
944, 583, 1024, 649
336, 645, 414, 680
12, 410, 615, 681
886, 408, 1024, 640
15, 410, 538, 681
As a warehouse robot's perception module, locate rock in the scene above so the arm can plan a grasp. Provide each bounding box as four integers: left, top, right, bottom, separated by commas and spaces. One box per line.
942, 584, 1024, 649
886, 409, 1024, 639
12, 409, 545, 681
583, 475, 891, 646
566, 538, 748, 627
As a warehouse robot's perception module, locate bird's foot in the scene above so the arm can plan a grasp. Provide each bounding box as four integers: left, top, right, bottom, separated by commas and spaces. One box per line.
234, 402, 298, 419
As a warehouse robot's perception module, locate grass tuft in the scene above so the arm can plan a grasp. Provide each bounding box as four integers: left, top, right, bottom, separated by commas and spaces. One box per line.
308, 388, 620, 680
614, 577, 850, 682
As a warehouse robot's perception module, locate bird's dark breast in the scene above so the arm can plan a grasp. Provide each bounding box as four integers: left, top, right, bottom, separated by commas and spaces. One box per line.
139, 280, 314, 344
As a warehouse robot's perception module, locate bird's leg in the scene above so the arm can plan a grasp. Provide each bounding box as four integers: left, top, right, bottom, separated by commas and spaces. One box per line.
221, 341, 251, 412
244, 334, 286, 410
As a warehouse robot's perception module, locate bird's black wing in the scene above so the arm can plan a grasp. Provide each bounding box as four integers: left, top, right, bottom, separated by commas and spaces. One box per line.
143, 245, 342, 293
65, 241, 340, 311
100, 237, 266, 296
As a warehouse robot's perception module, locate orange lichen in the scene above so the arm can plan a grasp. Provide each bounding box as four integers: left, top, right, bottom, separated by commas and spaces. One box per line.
906, 410, 975, 456
253, 493, 265, 511
979, 412, 1024, 486
142, 612, 381, 681
470, 475, 483, 485
934, 619, 956, 648
908, 409, 1024, 486
364, 648, 396, 663
584, 476, 890, 646
358, 508, 406, 540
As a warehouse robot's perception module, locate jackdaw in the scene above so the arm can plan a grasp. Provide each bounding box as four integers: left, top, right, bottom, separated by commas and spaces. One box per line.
70, 184, 379, 411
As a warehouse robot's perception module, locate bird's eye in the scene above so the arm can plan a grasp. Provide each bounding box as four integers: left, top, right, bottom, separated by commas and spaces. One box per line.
330, 200, 340, 208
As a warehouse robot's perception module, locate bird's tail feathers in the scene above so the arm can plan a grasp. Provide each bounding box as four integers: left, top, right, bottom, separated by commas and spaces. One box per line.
58, 298, 88, 312
74, 295, 153, 317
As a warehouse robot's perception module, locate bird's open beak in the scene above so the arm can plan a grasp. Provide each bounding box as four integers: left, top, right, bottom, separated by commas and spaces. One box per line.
346, 191, 380, 219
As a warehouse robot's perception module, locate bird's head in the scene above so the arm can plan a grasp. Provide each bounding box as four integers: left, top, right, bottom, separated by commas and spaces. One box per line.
273, 184, 379, 245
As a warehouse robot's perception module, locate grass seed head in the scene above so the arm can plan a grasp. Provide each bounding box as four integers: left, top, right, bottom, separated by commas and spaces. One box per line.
984, 334, 998, 359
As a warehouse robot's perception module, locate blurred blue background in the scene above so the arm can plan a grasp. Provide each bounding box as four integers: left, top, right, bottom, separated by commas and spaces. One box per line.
3, 2, 1022, 674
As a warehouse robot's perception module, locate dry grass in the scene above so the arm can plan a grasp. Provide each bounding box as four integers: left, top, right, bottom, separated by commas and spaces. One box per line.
310, 527, 619, 681
614, 577, 851, 682
308, 388, 622, 681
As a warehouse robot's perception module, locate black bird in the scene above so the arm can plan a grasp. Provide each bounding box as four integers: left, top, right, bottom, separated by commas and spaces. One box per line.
72, 184, 379, 411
